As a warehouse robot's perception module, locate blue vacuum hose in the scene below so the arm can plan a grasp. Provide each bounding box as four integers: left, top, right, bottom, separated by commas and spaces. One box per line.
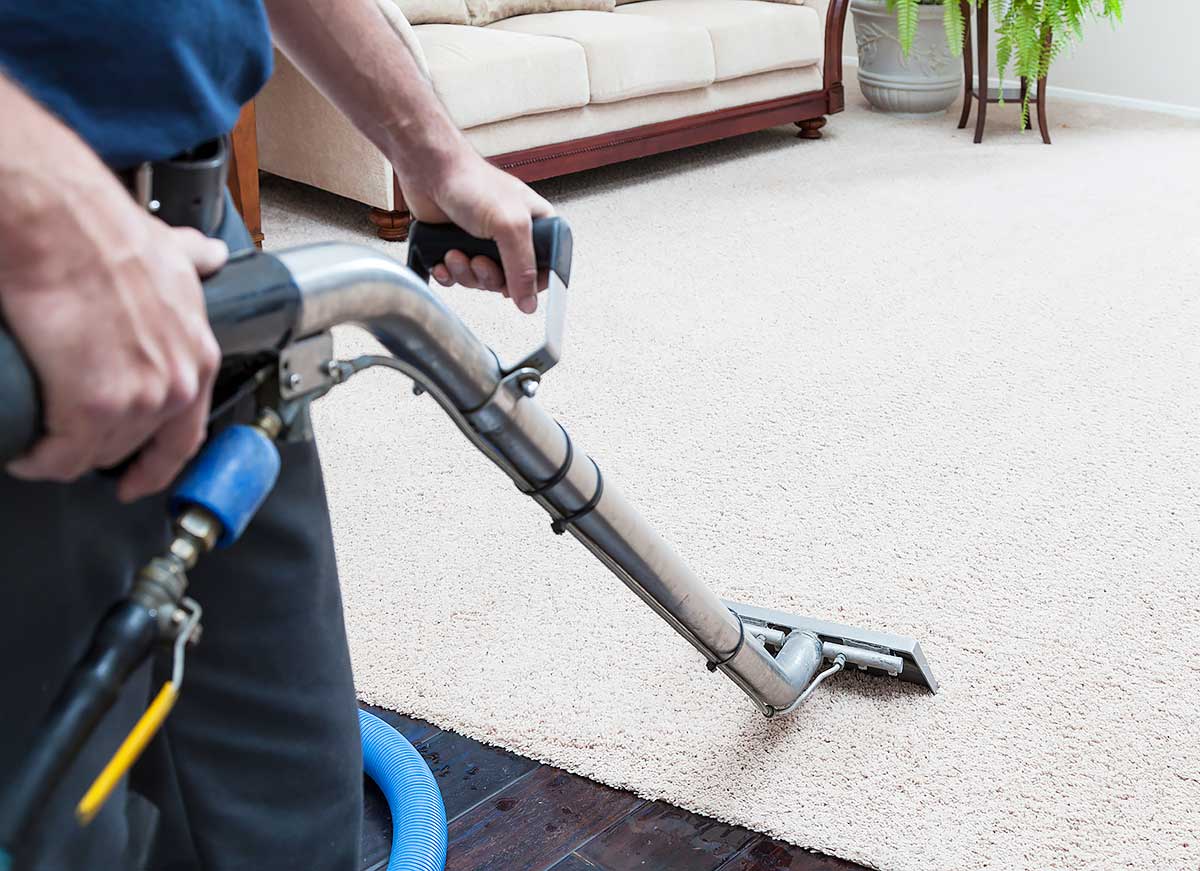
358, 709, 447, 871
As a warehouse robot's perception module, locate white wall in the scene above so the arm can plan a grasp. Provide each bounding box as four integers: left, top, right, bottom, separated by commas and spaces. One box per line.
844, 1, 1200, 113
1051, 1, 1200, 110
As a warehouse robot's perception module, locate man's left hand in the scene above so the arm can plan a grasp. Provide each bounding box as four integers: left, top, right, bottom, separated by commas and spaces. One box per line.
402, 150, 554, 315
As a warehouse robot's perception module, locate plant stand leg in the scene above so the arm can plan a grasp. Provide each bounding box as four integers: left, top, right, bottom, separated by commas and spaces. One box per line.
795, 117, 826, 140
973, 0, 988, 144
1035, 76, 1052, 144
1036, 27, 1053, 145
1019, 77, 1029, 130
957, 0, 973, 129
369, 207, 412, 241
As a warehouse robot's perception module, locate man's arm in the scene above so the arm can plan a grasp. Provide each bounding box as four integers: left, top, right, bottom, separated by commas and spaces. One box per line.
263, 0, 553, 314
0, 74, 224, 499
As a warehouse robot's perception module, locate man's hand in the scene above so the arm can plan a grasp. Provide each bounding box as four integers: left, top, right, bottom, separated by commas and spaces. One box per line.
403, 152, 554, 314
261, 0, 553, 314
0, 74, 224, 502
3, 219, 225, 502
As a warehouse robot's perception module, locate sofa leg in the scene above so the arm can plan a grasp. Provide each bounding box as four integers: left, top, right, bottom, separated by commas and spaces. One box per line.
795, 117, 826, 140
369, 207, 412, 242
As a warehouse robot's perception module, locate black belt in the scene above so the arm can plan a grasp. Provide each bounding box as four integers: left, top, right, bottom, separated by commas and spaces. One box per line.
114, 136, 229, 236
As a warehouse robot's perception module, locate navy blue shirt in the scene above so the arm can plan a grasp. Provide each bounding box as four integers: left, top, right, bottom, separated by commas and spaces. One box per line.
0, 1, 273, 168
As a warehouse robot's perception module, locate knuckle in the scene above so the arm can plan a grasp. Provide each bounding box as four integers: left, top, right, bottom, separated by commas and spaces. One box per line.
164, 364, 200, 411
511, 266, 538, 290
501, 212, 532, 236
168, 226, 208, 258
197, 335, 221, 379
131, 378, 170, 416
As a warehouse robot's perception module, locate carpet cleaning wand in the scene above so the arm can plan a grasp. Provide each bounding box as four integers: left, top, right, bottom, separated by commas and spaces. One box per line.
339, 217, 935, 716
0, 217, 937, 736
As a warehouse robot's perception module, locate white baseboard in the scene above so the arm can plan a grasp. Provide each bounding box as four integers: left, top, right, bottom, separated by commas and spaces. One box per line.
840, 54, 1200, 120
1034, 84, 1200, 120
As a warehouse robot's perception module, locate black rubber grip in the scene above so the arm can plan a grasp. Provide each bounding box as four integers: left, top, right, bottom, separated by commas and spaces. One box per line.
0, 326, 41, 465
202, 249, 300, 357
0, 250, 301, 464
407, 216, 572, 287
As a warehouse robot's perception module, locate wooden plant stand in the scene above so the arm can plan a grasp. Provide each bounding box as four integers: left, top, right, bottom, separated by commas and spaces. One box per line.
956, 0, 1052, 144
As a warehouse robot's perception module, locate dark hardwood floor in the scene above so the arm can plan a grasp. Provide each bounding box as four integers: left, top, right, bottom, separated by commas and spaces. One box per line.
360, 704, 867, 871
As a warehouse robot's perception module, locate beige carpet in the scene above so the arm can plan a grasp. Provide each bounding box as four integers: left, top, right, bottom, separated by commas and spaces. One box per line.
261, 87, 1200, 871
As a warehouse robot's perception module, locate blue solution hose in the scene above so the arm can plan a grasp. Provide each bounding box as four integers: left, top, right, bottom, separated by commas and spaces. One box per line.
358, 709, 447, 871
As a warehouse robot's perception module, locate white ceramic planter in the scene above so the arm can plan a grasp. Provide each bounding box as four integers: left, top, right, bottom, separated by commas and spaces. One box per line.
851, 0, 961, 117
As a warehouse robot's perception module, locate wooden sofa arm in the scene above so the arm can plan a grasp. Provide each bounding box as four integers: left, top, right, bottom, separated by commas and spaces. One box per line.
809, 0, 851, 110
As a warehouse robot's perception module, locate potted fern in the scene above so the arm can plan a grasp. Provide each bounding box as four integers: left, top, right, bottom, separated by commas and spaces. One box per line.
854, 0, 1124, 121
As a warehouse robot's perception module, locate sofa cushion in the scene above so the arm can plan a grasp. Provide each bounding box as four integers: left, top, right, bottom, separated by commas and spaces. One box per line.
414, 25, 590, 128
616, 0, 821, 81
488, 11, 715, 103
465, 0, 613, 26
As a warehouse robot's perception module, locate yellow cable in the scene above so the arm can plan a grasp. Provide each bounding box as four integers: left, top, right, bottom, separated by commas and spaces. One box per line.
76, 682, 179, 826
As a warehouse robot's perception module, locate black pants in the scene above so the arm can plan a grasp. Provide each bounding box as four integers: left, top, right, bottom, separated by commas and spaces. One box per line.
0, 198, 363, 870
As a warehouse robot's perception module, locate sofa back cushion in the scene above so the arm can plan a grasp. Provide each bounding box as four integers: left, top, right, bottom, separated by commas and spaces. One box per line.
414, 24, 590, 127
388, 0, 469, 25
616, 0, 820, 80
466, 0, 614, 26
489, 10, 714, 101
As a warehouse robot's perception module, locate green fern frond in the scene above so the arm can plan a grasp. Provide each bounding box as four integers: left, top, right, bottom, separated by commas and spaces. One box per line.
943, 0, 965, 58
888, 0, 921, 57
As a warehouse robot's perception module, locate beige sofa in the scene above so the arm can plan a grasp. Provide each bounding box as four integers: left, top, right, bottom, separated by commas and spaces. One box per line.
256, 0, 848, 239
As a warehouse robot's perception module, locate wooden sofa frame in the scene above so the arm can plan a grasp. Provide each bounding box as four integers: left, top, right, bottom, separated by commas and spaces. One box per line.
369, 0, 849, 240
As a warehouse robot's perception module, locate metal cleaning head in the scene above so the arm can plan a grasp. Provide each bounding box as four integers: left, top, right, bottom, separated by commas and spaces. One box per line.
723, 600, 939, 694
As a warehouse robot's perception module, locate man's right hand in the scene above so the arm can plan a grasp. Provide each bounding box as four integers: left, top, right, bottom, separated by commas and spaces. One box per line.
0, 74, 225, 503
2, 214, 226, 503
